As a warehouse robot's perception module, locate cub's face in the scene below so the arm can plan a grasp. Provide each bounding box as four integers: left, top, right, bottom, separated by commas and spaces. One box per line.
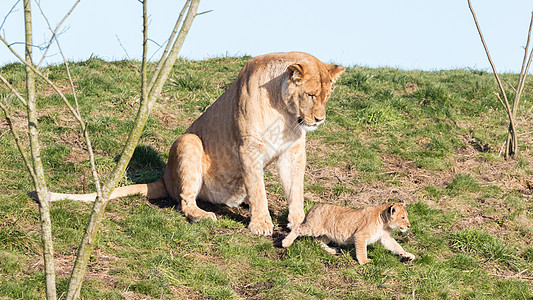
387, 203, 411, 232
284, 62, 345, 132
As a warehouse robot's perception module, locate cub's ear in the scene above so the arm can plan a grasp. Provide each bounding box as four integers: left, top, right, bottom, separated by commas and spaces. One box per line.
388, 205, 396, 215
327, 64, 345, 83
288, 64, 305, 85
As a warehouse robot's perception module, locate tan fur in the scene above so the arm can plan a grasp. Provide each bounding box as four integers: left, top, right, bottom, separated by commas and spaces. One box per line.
282, 202, 415, 264
52, 52, 345, 235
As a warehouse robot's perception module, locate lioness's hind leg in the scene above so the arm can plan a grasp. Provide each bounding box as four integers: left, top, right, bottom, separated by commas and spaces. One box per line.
164, 134, 216, 222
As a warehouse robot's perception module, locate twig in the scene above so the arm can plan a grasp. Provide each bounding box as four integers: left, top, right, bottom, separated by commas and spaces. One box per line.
35, 0, 80, 68
65, 1, 201, 299
0, 0, 22, 32
116, 34, 140, 73
490, 269, 533, 280
468, 0, 522, 158
513, 12, 533, 119
494, 92, 513, 122
0, 72, 28, 107
340, 249, 358, 268
147, 0, 191, 93
498, 141, 506, 157
196, 10, 213, 16
467, 0, 510, 106
0, 97, 37, 183
0, 33, 83, 123
36, 1, 102, 198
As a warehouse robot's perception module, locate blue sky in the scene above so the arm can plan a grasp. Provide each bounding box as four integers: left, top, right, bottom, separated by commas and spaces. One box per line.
0, 0, 532, 72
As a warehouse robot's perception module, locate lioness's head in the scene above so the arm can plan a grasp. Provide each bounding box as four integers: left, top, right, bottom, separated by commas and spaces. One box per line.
283, 59, 345, 132
384, 203, 411, 232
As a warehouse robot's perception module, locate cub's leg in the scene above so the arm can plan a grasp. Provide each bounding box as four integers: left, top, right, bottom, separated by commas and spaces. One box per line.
354, 234, 371, 265
278, 141, 306, 229
380, 234, 415, 261
317, 236, 337, 255
281, 227, 299, 248
282, 220, 314, 248
239, 138, 273, 235
164, 134, 216, 221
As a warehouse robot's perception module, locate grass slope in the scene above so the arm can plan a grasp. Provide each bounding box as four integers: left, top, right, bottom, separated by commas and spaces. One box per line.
1, 56, 532, 299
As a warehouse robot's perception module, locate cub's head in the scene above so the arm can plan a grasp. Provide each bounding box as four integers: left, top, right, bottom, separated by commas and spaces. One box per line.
283, 60, 345, 132
384, 203, 411, 232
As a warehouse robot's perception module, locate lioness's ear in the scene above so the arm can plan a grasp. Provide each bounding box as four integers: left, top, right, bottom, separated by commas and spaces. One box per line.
327, 64, 345, 83
288, 64, 305, 85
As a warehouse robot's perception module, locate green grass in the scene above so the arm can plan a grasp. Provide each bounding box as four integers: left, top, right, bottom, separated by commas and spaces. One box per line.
1, 57, 533, 298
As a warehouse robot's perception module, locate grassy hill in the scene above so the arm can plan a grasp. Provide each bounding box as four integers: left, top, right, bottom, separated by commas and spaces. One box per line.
0, 56, 532, 299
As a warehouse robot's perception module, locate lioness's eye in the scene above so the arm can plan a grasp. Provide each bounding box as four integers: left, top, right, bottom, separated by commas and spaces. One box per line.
306, 93, 315, 99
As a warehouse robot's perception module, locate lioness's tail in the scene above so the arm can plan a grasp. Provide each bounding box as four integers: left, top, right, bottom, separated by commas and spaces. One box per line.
44, 178, 169, 202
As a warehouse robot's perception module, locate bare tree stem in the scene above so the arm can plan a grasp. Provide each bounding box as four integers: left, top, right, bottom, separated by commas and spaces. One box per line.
65, 1, 200, 298
468, 0, 518, 158
23, 0, 57, 298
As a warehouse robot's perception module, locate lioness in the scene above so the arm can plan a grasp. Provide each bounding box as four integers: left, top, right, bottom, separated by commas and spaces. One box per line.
49, 52, 345, 235
281, 202, 415, 264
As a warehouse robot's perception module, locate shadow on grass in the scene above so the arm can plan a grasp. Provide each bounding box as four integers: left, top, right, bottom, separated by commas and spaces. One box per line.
124, 145, 166, 184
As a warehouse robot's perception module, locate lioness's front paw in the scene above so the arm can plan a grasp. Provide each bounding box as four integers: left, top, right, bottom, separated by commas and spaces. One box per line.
357, 258, 371, 265
402, 252, 415, 261
287, 212, 304, 230
248, 215, 274, 235
184, 207, 217, 222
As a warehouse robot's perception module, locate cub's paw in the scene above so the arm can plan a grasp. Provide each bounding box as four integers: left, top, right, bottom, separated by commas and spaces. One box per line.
401, 252, 416, 262
248, 215, 274, 236
281, 237, 292, 248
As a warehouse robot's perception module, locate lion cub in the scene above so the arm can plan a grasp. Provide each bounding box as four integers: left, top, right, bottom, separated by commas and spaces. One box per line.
282, 202, 415, 265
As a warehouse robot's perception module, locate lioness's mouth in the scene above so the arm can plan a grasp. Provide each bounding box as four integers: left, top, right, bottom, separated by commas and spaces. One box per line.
297, 117, 317, 126
297, 117, 319, 132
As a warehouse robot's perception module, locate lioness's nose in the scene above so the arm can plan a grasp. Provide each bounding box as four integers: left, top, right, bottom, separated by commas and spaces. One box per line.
314, 116, 325, 122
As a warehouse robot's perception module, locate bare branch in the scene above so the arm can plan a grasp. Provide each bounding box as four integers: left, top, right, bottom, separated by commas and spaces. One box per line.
35, 0, 81, 68
65, 1, 201, 298
196, 10, 213, 16
515, 11, 533, 107
147, 0, 191, 93
1, 33, 84, 123
0, 96, 36, 182
36, 1, 103, 202
467, 0, 510, 105
468, 0, 520, 158
0, 72, 28, 107
494, 92, 513, 122
0, 0, 22, 32
512, 12, 533, 120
